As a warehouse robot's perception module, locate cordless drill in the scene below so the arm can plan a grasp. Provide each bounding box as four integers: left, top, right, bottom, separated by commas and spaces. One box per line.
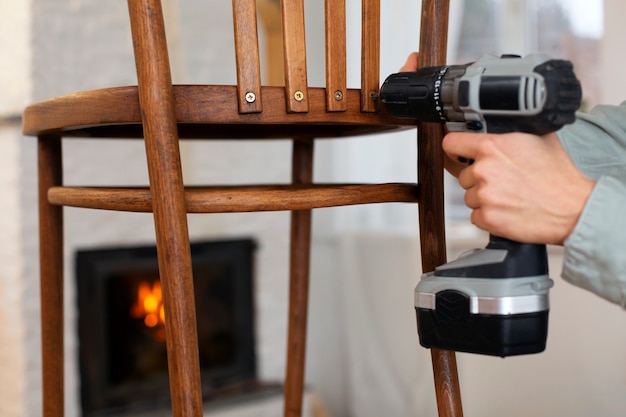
379, 54, 582, 357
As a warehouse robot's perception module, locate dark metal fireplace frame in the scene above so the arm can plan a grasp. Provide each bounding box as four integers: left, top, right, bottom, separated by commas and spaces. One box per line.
75, 238, 257, 416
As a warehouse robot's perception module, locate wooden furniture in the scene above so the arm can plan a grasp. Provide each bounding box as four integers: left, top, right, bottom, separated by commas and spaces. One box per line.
23, 1, 462, 416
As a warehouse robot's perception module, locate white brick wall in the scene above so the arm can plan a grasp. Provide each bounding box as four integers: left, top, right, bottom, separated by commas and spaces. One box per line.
0, 0, 32, 415
0, 121, 29, 417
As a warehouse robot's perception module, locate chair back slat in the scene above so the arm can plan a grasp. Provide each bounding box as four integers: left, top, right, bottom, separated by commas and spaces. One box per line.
360, 0, 380, 113
233, 0, 263, 114
281, 0, 309, 113
324, 0, 347, 112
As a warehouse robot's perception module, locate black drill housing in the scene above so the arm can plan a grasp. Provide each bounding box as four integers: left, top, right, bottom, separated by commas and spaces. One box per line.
380, 55, 582, 135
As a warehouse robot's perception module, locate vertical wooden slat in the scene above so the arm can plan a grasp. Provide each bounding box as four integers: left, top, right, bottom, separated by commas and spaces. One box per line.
233, 0, 263, 113
283, 139, 314, 417
417, 1, 464, 417
38, 136, 64, 417
281, 0, 309, 113
361, 0, 380, 112
325, 0, 347, 112
127, 1, 203, 416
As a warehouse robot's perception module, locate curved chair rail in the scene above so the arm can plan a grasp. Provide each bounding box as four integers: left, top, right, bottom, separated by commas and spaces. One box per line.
47, 183, 419, 213
23, 85, 417, 139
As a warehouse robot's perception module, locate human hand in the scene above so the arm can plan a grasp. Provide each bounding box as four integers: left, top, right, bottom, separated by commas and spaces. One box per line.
400, 52, 419, 72
442, 131, 595, 245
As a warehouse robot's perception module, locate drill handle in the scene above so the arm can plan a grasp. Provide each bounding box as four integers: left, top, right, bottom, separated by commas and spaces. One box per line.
434, 234, 548, 279
485, 234, 549, 278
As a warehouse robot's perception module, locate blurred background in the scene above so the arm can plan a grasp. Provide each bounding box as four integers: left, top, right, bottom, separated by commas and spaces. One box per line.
1, 1, 625, 416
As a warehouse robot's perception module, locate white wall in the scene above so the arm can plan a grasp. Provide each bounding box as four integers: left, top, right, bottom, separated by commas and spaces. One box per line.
0, 0, 33, 415
0, 121, 30, 417
601, 0, 626, 104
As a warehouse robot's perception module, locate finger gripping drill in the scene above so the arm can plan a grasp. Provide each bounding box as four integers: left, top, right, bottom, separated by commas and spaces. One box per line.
379, 54, 582, 357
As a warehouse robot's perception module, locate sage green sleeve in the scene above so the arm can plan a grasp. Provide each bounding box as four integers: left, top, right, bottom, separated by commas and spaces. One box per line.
560, 177, 626, 307
557, 102, 626, 307
558, 103, 626, 180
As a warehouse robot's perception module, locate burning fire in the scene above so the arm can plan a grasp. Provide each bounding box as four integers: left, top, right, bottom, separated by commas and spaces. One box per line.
130, 281, 166, 329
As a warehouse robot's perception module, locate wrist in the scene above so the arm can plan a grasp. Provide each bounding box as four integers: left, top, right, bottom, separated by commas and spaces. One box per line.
556, 175, 596, 245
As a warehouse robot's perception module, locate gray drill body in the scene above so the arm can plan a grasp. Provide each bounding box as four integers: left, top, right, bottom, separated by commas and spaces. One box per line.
380, 53, 581, 135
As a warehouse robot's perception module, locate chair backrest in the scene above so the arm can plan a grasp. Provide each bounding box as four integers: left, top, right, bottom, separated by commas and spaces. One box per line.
234, 0, 381, 115
24, 0, 409, 142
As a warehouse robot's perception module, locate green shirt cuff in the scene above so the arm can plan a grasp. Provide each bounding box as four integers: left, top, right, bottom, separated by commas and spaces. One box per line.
562, 176, 626, 308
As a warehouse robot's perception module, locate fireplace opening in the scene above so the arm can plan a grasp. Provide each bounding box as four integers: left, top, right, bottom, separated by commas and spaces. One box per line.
76, 238, 259, 416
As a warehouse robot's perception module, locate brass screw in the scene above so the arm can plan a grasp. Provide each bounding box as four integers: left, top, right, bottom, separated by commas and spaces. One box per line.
245, 92, 256, 103
334, 90, 344, 101
369, 90, 379, 101
294, 90, 305, 102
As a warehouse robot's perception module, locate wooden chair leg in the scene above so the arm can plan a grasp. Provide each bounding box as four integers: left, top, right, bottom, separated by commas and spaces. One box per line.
284, 139, 314, 417
38, 136, 64, 417
128, 1, 203, 415
418, 1, 464, 416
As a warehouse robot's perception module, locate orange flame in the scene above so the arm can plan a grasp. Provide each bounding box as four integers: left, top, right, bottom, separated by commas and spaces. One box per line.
130, 281, 165, 329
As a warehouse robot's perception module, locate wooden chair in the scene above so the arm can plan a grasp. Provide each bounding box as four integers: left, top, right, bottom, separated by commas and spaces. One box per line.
23, 0, 462, 416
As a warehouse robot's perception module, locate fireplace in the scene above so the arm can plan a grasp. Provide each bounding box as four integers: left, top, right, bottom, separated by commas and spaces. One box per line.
75, 238, 258, 416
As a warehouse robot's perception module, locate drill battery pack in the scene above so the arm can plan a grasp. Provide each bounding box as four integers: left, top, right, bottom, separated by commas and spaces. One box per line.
414, 237, 554, 357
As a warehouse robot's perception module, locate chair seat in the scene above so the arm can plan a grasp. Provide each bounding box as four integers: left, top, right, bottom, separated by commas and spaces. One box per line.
23, 85, 416, 139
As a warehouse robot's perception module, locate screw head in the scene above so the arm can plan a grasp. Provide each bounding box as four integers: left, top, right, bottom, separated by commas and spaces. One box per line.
334, 90, 344, 101
294, 90, 305, 102
369, 90, 379, 101
245, 92, 256, 103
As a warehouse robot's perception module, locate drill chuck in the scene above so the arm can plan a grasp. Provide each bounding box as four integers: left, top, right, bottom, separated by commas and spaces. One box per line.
379, 65, 452, 122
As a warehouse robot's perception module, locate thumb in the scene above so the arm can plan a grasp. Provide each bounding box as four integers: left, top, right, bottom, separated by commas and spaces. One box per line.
442, 132, 485, 163
400, 52, 419, 72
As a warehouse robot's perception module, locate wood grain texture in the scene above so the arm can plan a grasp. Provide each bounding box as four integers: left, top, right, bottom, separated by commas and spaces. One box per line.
284, 139, 314, 417
23, 85, 415, 139
127, 1, 203, 416
47, 183, 419, 213
281, 0, 309, 113
417, 1, 464, 417
361, 0, 380, 112
38, 136, 64, 417
232, 0, 263, 113
325, 0, 347, 112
